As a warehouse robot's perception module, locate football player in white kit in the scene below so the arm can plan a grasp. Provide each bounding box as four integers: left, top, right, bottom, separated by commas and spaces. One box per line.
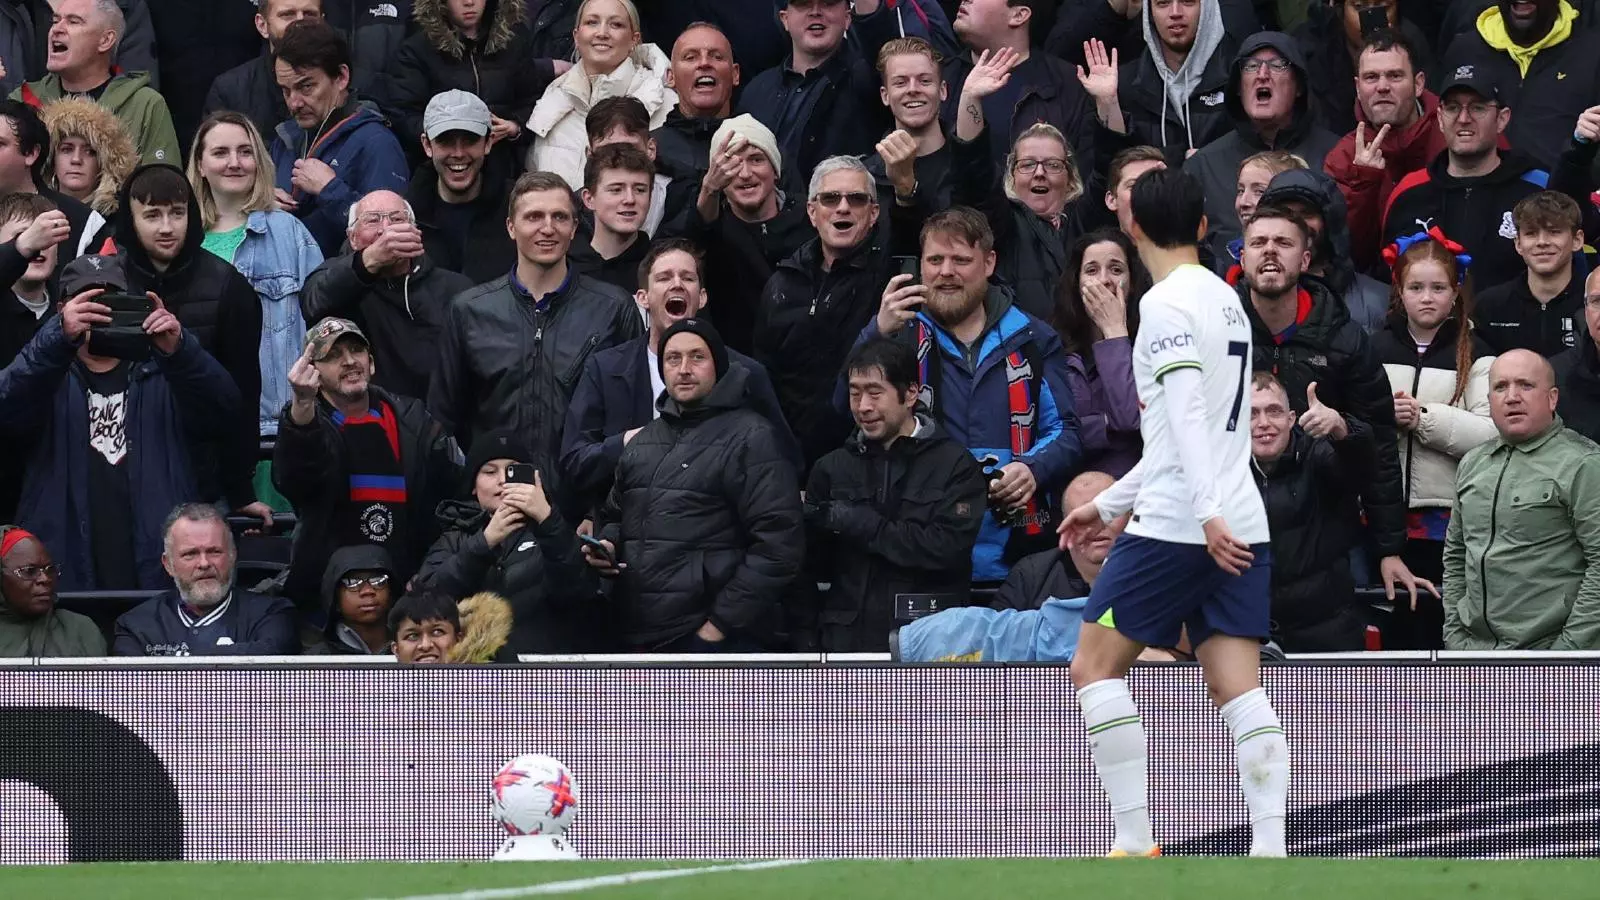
1059, 168, 1289, 859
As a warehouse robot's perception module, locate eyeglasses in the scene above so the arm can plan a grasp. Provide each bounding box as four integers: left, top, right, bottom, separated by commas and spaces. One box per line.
5, 564, 60, 581
340, 573, 391, 590
812, 191, 875, 210
1440, 101, 1498, 119
356, 211, 413, 227
1014, 158, 1070, 175
1240, 58, 1291, 75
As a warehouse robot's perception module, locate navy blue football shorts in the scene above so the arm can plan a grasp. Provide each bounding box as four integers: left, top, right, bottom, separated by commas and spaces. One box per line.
1081, 533, 1273, 648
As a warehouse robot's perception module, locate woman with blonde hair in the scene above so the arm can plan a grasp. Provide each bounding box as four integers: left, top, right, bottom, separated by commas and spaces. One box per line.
187, 111, 324, 438
525, 0, 675, 189
42, 97, 138, 218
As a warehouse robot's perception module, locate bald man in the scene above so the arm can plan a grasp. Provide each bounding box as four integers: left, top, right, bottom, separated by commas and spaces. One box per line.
1552, 268, 1600, 444
1444, 348, 1600, 650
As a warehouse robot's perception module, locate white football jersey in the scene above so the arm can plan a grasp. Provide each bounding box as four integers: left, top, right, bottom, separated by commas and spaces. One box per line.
1127, 264, 1269, 545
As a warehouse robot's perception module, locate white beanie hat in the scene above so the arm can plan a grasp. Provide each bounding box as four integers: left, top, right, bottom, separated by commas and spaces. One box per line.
710, 114, 782, 179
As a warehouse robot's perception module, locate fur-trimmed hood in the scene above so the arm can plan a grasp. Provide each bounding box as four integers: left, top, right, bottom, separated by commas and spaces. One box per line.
40, 97, 139, 217
414, 0, 520, 58
449, 592, 514, 663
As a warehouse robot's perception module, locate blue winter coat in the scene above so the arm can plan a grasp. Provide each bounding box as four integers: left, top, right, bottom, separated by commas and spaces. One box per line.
269, 104, 410, 257
112, 588, 299, 656
0, 316, 242, 592
900, 594, 1087, 662
842, 286, 1082, 581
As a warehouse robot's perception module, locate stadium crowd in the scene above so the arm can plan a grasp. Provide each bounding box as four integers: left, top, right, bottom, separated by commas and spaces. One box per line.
0, 0, 1599, 660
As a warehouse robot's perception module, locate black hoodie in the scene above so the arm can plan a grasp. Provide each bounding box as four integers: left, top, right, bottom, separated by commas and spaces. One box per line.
1183, 32, 1341, 252
112, 163, 264, 510
314, 544, 396, 654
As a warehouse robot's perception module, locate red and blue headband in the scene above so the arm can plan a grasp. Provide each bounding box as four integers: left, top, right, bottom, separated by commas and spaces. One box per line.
1382, 226, 1473, 283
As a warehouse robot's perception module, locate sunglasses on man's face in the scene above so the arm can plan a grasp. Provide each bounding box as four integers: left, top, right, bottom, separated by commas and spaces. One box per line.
340, 573, 391, 590
812, 191, 875, 210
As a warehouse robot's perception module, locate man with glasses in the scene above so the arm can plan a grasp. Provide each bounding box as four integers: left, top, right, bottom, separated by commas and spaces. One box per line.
754, 154, 895, 472
274, 316, 460, 616
301, 190, 472, 401
1383, 67, 1596, 293
0, 527, 105, 657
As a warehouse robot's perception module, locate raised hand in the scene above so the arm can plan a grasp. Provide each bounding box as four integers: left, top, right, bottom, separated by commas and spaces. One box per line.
1075, 39, 1120, 103
1299, 381, 1348, 440
60, 288, 111, 342
963, 47, 1021, 100
141, 292, 181, 356
875, 273, 927, 337
876, 129, 919, 198
1351, 122, 1390, 171
1057, 501, 1107, 553
1081, 278, 1128, 339
15, 210, 71, 258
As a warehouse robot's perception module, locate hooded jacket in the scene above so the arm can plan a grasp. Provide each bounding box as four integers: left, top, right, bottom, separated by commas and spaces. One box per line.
40, 97, 138, 217
599, 365, 804, 648
1252, 423, 1375, 652
404, 152, 517, 285
313, 543, 396, 655
0, 315, 241, 592
1372, 315, 1497, 510
1324, 89, 1448, 272
16, 70, 178, 166
1236, 273, 1407, 558
1257, 168, 1390, 333
526, 43, 677, 191
417, 489, 603, 654
387, 0, 554, 147
1184, 32, 1340, 250
1115, 0, 1234, 158
111, 163, 265, 510
652, 107, 723, 188
325, 0, 415, 104
300, 250, 473, 402
802, 415, 989, 653
1441, 1, 1600, 169
448, 591, 517, 662
269, 101, 411, 258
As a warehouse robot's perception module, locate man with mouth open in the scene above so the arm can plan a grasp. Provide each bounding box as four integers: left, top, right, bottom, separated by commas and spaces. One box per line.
403, 89, 517, 285
112, 503, 298, 656
562, 237, 795, 518
1440, 0, 1600, 169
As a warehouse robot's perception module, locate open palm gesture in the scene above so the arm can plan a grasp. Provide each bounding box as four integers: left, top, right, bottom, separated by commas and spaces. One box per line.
1075, 39, 1119, 102
966, 47, 1021, 99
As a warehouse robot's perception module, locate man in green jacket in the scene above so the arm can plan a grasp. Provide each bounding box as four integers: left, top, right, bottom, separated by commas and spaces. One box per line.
0, 526, 106, 658
11, 0, 178, 166
1444, 349, 1600, 651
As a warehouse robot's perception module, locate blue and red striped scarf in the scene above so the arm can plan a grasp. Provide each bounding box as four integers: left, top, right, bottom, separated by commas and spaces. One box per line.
332, 401, 407, 546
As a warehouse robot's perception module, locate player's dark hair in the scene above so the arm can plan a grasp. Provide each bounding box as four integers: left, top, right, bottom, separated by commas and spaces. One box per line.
0, 100, 50, 186
844, 337, 919, 398
387, 591, 462, 639
127, 165, 192, 208
1245, 202, 1311, 245
637, 237, 704, 290
1129, 168, 1204, 249
582, 142, 654, 193
1107, 145, 1165, 194
585, 96, 652, 146
1359, 28, 1421, 76
1054, 228, 1150, 357
273, 20, 350, 80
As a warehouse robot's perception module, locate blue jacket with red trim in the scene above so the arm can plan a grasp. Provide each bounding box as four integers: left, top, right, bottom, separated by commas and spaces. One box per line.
269, 102, 410, 257
841, 286, 1081, 582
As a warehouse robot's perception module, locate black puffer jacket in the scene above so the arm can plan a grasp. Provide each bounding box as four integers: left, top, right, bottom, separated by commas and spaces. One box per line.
1238, 274, 1406, 558
685, 191, 815, 355
385, 0, 553, 147
1252, 424, 1376, 652
802, 417, 989, 653
404, 153, 517, 285
1258, 167, 1389, 333
273, 385, 460, 611
429, 270, 643, 504
300, 250, 473, 402
600, 366, 804, 648
325, 0, 415, 103
416, 493, 603, 653
113, 163, 264, 510
754, 237, 891, 471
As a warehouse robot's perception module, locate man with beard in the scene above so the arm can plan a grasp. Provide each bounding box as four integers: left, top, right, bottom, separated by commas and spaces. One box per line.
866, 38, 955, 233
1235, 205, 1434, 608
563, 238, 794, 516
1077, 0, 1236, 163
1323, 31, 1446, 271
1184, 34, 1340, 253
274, 317, 459, 616
203, 0, 323, 142
754, 155, 890, 472
1257, 167, 1389, 333
688, 114, 814, 355
1442, 0, 1600, 169
404, 91, 515, 285
801, 337, 987, 652
301, 190, 472, 401
862, 206, 1079, 585
1382, 67, 1596, 293
112, 505, 298, 656
653, 22, 739, 191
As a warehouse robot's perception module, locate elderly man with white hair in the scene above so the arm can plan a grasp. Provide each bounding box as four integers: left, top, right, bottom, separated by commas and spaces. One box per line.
11, 0, 178, 165
298, 189, 473, 401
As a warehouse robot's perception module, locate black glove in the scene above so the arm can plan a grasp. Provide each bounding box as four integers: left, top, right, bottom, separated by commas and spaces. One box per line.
802, 497, 832, 530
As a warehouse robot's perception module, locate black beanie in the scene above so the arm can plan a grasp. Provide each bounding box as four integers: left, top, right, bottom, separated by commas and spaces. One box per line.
465, 429, 533, 475
657, 317, 729, 379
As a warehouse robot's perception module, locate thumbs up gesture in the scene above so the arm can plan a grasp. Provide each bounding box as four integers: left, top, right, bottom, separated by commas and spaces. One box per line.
1299, 381, 1348, 440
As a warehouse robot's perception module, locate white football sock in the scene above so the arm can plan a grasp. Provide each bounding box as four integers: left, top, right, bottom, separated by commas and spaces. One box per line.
1077, 678, 1155, 852
1219, 687, 1289, 857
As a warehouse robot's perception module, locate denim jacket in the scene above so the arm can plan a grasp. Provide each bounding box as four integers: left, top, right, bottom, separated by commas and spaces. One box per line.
229, 210, 322, 434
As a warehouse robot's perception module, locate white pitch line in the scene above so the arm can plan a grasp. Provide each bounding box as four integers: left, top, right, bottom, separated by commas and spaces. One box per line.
375, 859, 812, 900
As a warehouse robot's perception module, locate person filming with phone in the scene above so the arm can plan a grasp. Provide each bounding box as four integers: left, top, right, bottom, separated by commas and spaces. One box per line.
0, 254, 241, 591
414, 430, 601, 654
